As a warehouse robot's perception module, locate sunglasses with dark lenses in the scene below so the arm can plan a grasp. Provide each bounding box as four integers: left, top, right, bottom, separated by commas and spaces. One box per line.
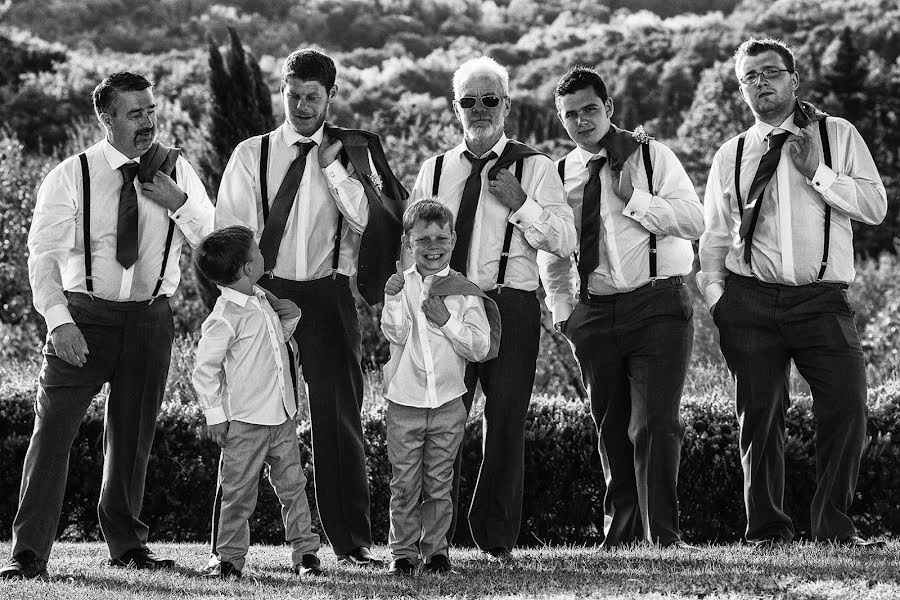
456, 95, 503, 109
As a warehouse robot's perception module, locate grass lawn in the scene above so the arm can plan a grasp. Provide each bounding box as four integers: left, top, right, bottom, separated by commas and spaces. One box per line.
0, 541, 897, 599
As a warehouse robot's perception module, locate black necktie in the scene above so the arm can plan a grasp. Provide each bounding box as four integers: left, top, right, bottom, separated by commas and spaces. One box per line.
450, 150, 496, 275
739, 131, 789, 264
259, 141, 316, 272
116, 162, 140, 268
578, 157, 606, 280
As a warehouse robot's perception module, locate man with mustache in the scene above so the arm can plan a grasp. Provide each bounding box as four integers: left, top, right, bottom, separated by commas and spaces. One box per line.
699, 38, 887, 548
1, 72, 214, 579
540, 66, 703, 549
216, 48, 406, 569
409, 56, 576, 561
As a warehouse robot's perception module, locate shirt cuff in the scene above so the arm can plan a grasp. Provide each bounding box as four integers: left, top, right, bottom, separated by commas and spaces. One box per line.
205, 407, 228, 425
45, 303, 74, 333
622, 189, 653, 221
551, 301, 575, 325
439, 314, 465, 339
171, 189, 204, 223
703, 281, 725, 310
280, 315, 301, 337
810, 163, 837, 193
508, 197, 543, 228
323, 161, 351, 185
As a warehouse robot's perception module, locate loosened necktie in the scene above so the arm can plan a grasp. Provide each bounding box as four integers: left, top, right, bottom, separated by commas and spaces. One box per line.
259, 141, 316, 272
116, 162, 140, 269
578, 156, 606, 280
739, 131, 790, 264
450, 150, 496, 275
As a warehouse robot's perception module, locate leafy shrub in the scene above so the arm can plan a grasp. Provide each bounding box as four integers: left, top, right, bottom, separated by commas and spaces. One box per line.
2, 356, 899, 546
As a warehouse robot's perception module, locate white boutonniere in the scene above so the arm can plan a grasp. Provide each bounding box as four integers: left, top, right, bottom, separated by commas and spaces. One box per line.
367, 172, 384, 193
632, 125, 654, 144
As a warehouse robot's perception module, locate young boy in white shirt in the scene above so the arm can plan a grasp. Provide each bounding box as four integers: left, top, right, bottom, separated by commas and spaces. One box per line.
381, 200, 500, 575
192, 225, 321, 579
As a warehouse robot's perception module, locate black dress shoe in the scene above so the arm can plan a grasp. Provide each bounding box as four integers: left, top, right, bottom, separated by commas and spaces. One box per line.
387, 557, 417, 576
422, 554, 453, 574
486, 547, 514, 562
338, 546, 383, 567
0, 551, 48, 580
108, 548, 176, 569
293, 553, 323, 577
203, 560, 242, 579
835, 536, 887, 548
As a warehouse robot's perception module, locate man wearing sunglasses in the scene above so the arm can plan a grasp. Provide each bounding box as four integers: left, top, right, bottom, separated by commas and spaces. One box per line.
699, 38, 886, 549
409, 56, 576, 561
540, 66, 703, 550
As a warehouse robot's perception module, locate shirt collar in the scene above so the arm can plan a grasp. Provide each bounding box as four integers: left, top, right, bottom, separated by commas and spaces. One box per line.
752, 112, 802, 142
575, 145, 608, 168
458, 133, 509, 161
281, 121, 324, 147
404, 264, 451, 281
218, 284, 266, 308
102, 138, 140, 171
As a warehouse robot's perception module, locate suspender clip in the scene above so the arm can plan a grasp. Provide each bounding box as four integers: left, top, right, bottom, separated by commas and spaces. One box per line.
331, 268, 338, 280
650, 276, 659, 286
500, 251, 510, 257
649, 248, 657, 254
265, 270, 275, 279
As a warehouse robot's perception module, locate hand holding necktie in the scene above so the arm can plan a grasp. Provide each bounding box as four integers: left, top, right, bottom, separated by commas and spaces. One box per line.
788, 128, 819, 180
487, 168, 527, 211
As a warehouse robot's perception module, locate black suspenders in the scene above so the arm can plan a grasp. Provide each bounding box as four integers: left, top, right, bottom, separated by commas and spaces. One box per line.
558, 146, 657, 284
641, 144, 657, 281
734, 119, 832, 280
79, 152, 175, 302
817, 119, 832, 281
259, 133, 343, 277
431, 153, 522, 288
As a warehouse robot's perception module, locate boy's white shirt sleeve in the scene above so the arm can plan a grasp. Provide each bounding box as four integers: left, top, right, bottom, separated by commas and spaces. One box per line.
439, 294, 491, 362
192, 316, 236, 425
381, 292, 411, 345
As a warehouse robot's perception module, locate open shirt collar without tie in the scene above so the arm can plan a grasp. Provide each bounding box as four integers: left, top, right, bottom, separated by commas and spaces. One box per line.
217, 284, 268, 308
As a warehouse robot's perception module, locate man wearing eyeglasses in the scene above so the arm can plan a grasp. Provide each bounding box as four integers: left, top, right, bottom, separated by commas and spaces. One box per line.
409, 56, 575, 561
698, 38, 886, 548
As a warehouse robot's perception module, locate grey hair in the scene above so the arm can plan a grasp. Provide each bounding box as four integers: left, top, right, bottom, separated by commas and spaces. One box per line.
452, 56, 510, 98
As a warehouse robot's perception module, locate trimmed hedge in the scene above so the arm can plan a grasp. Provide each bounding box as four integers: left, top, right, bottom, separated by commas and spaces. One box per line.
2, 371, 900, 547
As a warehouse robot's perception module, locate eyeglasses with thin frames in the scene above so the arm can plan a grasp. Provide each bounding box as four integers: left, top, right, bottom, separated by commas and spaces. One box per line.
455, 95, 505, 109
739, 68, 792, 85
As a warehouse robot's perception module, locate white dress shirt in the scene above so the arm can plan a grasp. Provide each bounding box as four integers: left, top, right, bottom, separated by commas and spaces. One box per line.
27, 139, 214, 333
410, 135, 576, 292
216, 122, 374, 281
381, 265, 491, 409
193, 285, 300, 426
698, 113, 887, 309
538, 140, 704, 323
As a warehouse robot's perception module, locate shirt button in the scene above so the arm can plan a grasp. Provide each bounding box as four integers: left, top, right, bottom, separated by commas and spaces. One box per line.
630, 211, 636, 216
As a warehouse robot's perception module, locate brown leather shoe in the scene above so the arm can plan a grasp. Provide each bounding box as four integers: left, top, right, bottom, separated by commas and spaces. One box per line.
108, 548, 175, 569
0, 551, 48, 580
